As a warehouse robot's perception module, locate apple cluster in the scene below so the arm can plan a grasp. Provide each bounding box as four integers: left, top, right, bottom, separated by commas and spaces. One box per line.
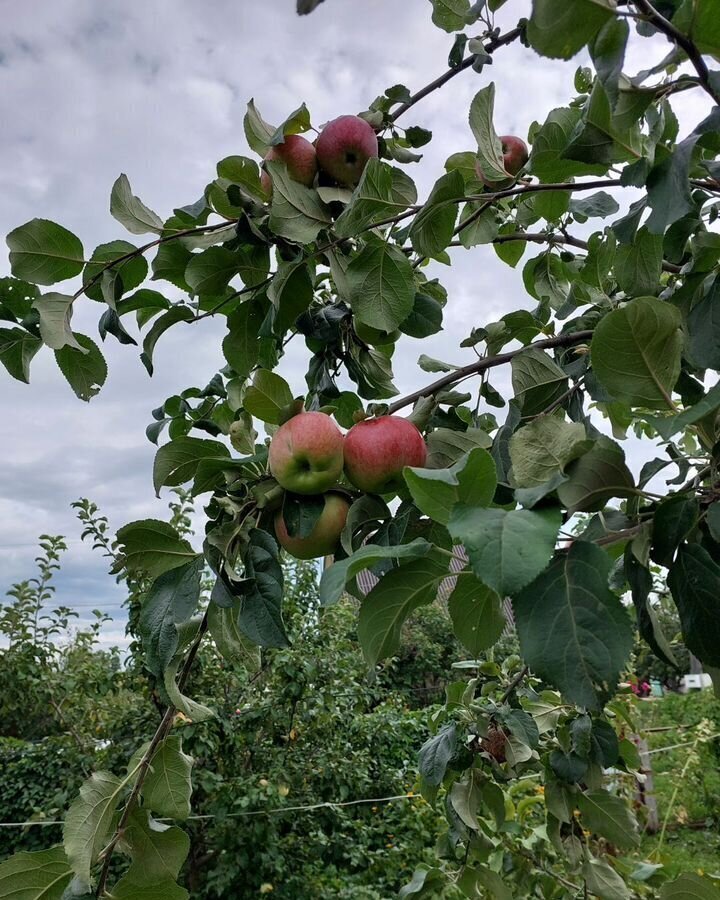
268, 411, 426, 559
260, 114, 379, 196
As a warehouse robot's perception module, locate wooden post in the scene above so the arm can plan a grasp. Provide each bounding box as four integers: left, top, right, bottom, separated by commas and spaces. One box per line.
635, 737, 659, 834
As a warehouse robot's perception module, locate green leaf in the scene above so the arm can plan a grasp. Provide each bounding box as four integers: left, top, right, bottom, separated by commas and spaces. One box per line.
660, 873, 720, 899
527, 0, 614, 60
647, 109, 720, 234
63, 771, 126, 885
590, 16, 629, 109
425, 427, 492, 468
121, 810, 190, 881
0, 846, 73, 899
428, 0, 470, 32
152, 242, 193, 291
404, 447, 496, 525
269, 102, 312, 145
582, 857, 631, 900
82, 240, 148, 303
418, 723, 457, 787
513, 542, 634, 709
238, 529, 288, 648
686, 277, 720, 370
672, 0, 720, 61
162, 619, 214, 722
141, 736, 193, 820
267, 161, 331, 244
568, 191, 619, 221
32, 293, 84, 351
243, 369, 294, 424
468, 84, 508, 184
334, 159, 418, 238
510, 412, 586, 489
557, 436, 635, 513
614, 227, 663, 295
449, 769, 484, 831
6, 218, 85, 285
346, 239, 415, 332
400, 292, 444, 338
651, 495, 699, 567
115, 519, 197, 580
358, 556, 449, 666
529, 107, 608, 182
222, 299, 265, 377
458, 202, 499, 248
448, 506, 561, 597
55, 333, 107, 401
668, 544, 720, 668
268, 259, 313, 333
577, 789, 640, 849
0, 326, 42, 383
448, 575, 506, 656
108, 872, 188, 900
110, 173, 164, 235
400, 867, 447, 898
319, 539, 433, 607
208, 597, 261, 671
591, 297, 681, 409
625, 549, 677, 668
244, 98, 275, 156
409, 170, 464, 257
141, 306, 195, 376
511, 347, 568, 417
185, 246, 239, 296
153, 436, 230, 495
0, 274, 40, 320
138, 556, 204, 678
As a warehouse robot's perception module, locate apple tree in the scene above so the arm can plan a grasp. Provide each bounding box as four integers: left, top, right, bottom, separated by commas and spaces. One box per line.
1, 0, 720, 896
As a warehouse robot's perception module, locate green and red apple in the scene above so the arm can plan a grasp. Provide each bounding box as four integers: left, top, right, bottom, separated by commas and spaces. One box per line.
344, 415, 426, 494
268, 411, 344, 495
274, 491, 350, 559
261, 133, 318, 196
476, 134, 529, 186
315, 115, 379, 186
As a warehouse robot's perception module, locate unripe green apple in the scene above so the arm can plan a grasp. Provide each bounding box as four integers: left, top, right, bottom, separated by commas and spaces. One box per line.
261, 134, 318, 196
274, 492, 350, 559
315, 115, 379, 186
344, 415, 427, 494
268, 411, 344, 495
475, 135, 529, 186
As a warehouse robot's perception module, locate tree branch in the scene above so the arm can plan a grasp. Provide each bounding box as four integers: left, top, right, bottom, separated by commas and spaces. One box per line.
386, 329, 593, 415
388, 25, 524, 124
95, 611, 209, 897
633, 0, 720, 106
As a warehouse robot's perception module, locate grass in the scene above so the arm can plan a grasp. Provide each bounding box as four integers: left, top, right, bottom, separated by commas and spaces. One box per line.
640, 829, 720, 879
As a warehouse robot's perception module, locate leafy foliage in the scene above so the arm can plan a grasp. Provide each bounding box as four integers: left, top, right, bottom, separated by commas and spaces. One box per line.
3, 0, 720, 895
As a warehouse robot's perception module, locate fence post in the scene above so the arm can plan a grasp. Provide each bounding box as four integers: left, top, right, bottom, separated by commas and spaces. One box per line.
635, 737, 659, 834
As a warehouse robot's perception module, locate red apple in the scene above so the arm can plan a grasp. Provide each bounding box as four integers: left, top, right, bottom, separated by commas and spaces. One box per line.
344, 416, 427, 494
475, 134, 529, 186
315, 115, 379, 186
260, 133, 318, 196
268, 411, 344, 495
274, 492, 350, 559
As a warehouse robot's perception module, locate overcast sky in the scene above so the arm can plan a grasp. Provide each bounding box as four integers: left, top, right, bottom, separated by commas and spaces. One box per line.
0, 1, 712, 647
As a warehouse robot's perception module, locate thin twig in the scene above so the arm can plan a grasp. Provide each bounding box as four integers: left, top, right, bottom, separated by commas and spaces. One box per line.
386, 330, 593, 415
633, 0, 720, 106
500, 666, 529, 704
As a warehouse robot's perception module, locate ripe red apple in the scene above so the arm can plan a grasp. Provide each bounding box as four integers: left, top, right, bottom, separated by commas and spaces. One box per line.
344, 416, 427, 494
268, 411, 344, 495
315, 115, 379, 186
260, 133, 318, 196
274, 492, 350, 559
475, 134, 529, 186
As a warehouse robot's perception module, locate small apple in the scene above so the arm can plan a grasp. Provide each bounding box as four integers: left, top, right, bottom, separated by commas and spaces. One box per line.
268, 411, 344, 495
260, 133, 318, 196
344, 415, 427, 494
315, 115, 379, 186
274, 492, 350, 559
475, 134, 529, 186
